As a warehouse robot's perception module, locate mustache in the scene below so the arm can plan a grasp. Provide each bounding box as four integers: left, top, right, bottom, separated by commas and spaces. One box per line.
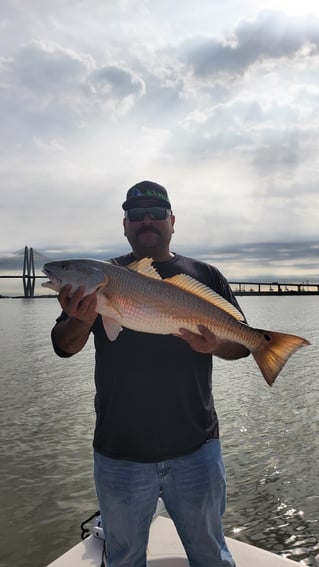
136, 226, 161, 237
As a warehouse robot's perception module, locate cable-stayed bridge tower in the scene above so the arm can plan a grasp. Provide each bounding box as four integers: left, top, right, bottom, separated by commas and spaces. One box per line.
23, 246, 35, 298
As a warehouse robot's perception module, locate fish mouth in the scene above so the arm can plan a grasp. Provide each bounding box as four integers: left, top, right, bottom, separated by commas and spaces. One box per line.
41, 268, 62, 288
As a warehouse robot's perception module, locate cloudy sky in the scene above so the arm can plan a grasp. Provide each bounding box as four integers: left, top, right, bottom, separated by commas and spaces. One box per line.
1, 0, 319, 294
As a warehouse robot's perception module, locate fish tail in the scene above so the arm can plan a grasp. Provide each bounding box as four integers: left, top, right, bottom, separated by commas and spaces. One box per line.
252, 330, 310, 386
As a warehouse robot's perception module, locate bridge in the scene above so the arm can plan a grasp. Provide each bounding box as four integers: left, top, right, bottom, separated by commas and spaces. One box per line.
0, 247, 318, 297
0, 246, 44, 298
229, 281, 319, 295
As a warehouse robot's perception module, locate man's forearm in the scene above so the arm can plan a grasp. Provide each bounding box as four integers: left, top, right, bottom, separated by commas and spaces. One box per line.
52, 317, 93, 355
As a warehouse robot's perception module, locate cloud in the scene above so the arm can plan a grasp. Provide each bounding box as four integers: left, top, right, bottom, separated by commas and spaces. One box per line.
196, 241, 319, 282
88, 64, 146, 114
90, 65, 145, 97
0, 39, 146, 146
0, 3, 319, 288
184, 11, 319, 77
12, 40, 94, 91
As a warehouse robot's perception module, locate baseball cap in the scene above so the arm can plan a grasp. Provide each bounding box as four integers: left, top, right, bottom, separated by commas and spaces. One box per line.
122, 180, 171, 210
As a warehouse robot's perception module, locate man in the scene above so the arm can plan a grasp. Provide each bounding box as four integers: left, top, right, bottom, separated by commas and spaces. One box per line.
51, 180, 249, 567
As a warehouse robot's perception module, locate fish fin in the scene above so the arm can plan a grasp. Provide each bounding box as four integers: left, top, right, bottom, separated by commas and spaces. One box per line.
252, 329, 310, 386
164, 274, 244, 320
101, 316, 123, 341
127, 257, 243, 320
96, 289, 123, 341
127, 257, 162, 280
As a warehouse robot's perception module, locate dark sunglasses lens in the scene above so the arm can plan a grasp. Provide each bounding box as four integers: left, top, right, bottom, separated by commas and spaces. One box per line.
151, 208, 167, 220
128, 207, 168, 221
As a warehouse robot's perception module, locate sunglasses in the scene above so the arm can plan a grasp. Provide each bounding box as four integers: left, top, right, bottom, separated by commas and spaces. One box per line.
125, 207, 172, 222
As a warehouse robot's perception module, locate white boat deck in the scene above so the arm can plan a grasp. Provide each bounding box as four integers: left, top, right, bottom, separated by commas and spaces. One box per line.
47, 515, 298, 566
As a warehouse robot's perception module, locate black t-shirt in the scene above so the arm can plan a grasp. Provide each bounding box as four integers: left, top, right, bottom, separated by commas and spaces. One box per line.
53, 253, 245, 462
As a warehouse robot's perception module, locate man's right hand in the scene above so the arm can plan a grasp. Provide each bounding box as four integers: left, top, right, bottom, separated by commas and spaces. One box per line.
58, 285, 98, 324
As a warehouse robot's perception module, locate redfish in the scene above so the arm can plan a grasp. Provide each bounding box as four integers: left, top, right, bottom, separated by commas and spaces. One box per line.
42, 257, 310, 386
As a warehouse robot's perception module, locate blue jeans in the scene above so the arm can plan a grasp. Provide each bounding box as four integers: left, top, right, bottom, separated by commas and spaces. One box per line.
94, 440, 235, 567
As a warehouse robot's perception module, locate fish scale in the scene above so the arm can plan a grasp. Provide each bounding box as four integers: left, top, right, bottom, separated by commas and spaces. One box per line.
100, 268, 259, 346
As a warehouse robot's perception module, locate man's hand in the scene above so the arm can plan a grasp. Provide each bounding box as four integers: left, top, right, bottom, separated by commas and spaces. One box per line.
58, 284, 97, 324
175, 325, 219, 354
176, 325, 250, 359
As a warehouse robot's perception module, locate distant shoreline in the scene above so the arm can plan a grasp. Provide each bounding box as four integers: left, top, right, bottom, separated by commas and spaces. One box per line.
0, 294, 58, 299
1, 291, 318, 299
234, 290, 319, 296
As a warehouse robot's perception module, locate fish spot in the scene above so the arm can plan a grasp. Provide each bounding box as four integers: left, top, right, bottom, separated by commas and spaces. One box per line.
264, 333, 271, 342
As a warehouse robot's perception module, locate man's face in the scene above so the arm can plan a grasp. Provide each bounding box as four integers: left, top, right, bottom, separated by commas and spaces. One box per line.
123, 200, 175, 256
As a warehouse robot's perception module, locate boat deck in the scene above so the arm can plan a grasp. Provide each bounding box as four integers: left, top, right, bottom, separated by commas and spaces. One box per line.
47, 515, 298, 566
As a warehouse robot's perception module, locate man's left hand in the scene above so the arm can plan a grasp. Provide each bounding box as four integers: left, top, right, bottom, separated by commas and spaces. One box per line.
176, 325, 250, 359
175, 325, 219, 354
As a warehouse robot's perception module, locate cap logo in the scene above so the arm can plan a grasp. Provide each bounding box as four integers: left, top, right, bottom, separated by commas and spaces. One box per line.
129, 188, 146, 198
144, 189, 166, 200
129, 187, 166, 200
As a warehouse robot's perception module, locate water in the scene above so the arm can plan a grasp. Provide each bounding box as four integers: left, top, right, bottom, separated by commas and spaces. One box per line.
0, 296, 318, 567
